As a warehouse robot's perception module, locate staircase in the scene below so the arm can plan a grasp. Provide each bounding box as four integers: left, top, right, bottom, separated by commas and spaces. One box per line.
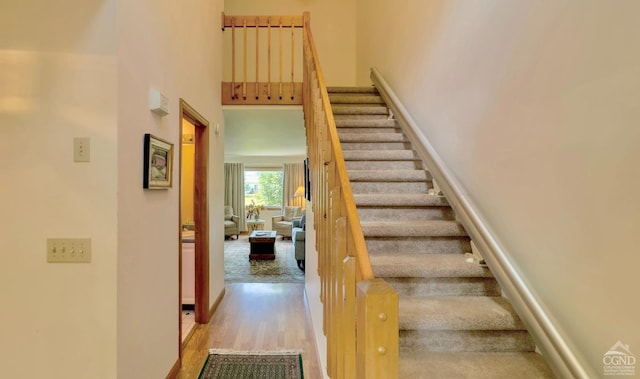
329, 87, 556, 378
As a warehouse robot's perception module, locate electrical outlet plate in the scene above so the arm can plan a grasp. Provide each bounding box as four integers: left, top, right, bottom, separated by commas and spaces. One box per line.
47, 238, 92, 263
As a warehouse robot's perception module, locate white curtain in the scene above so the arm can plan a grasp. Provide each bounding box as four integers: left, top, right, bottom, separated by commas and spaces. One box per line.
224, 163, 246, 231
283, 163, 305, 208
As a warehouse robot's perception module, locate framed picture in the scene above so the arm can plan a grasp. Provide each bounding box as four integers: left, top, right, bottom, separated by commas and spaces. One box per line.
143, 134, 174, 189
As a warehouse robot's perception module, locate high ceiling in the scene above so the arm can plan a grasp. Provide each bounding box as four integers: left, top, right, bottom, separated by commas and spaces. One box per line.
222, 106, 306, 163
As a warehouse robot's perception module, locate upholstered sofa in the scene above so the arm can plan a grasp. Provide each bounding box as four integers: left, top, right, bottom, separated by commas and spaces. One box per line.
224, 205, 240, 239
271, 206, 303, 239
292, 215, 305, 271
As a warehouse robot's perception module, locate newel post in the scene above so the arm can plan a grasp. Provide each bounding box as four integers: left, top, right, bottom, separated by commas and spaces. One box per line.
356, 279, 398, 379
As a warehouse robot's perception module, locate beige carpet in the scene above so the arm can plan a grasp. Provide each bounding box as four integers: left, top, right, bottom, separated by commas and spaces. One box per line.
225, 234, 304, 283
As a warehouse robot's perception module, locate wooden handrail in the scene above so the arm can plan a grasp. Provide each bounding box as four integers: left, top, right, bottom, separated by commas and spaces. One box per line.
301, 16, 374, 280
221, 14, 303, 29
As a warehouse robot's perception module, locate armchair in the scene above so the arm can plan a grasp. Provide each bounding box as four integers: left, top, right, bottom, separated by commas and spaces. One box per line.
272, 206, 303, 239
224, 205, 240, 239
292, 214, 305, 271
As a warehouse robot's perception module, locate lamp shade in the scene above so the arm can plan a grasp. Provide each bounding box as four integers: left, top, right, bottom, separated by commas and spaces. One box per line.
293, 185, 305, 198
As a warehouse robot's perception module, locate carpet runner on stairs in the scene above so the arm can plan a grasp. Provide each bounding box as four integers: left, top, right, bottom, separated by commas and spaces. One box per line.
328, 86, 555, 378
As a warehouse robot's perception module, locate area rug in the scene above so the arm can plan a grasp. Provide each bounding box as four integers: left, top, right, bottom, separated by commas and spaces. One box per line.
198, 349, 304, 379
225, 235, 305, 283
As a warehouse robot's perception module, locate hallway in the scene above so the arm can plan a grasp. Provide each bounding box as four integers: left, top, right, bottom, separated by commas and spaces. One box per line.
176, 283, 323, 378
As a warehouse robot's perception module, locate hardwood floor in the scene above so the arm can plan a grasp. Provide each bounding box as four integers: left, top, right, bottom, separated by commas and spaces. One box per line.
175, 282, 323, 378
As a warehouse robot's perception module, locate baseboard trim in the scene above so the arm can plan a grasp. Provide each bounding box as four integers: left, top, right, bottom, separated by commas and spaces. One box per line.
165, 357, 181, 379
209, 287, 226, 320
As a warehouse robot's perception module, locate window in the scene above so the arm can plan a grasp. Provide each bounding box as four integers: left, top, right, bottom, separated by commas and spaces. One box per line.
244, 169, 283, 208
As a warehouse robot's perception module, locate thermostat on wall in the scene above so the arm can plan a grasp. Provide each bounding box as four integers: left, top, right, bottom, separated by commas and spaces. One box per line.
149, 89, 169, 116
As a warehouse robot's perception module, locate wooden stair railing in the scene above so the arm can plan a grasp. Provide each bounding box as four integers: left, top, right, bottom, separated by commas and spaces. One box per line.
301, 13, 398, 379
222, 12, 399, 378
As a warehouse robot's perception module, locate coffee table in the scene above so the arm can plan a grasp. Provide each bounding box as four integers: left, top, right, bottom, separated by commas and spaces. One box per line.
248, 230, 277, 260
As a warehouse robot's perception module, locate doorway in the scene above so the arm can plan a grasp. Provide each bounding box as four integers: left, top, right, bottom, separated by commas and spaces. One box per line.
179, 100, 210, 353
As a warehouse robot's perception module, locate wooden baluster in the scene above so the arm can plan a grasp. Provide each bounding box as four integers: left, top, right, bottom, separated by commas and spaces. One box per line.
255, 17, 259, 99
242, 17, 247, 100
267, 18, 272, 99
291, 21, 295, 100
343, 255, 357, 379
279, 18, 283, 100
231, 18, 236, 99
333, 202, 346, 378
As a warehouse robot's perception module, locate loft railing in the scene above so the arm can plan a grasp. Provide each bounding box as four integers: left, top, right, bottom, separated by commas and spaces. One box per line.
221, 13, 303, 105
222, 12, 399, 378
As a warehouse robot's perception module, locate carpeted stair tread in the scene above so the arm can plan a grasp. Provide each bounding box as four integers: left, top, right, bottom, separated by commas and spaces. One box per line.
338, 127, 399, 135
399, 296, 525, 331
399, 351, 555, 379
337, 126, 399, 134
332, 114, 390, 121
371, 253, 493, 278
400, 329, 535, 353
341, 142, 411, 151
329, 94, 385, 104
351, 181, 430, 194
385, 276, 501, 297
331, 104, 388, 115
358, 206, 454, 221
340, 132, 407, 143
327, 86, 378, 94
366, 238, 471, 256
361, 220, 467, 237
354, 193, 448, 207
343, 149, 421, 161
335, 118, 397, 128
346, 160, 423, 170
348, 169, 430, 182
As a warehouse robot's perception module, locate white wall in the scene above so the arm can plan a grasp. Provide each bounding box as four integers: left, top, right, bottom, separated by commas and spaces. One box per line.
224, 0, 357, 86
117, 0, 225, 378
0, 1, 118, 378
356, 0, 640, 375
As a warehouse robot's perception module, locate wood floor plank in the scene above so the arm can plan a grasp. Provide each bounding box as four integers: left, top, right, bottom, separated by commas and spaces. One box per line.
176, 283, 323, 378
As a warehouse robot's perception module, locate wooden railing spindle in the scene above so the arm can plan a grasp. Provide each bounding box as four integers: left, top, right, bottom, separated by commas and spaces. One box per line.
343, 255, 357, 378
267, 18, 272, 99
242, 17, 247, 99
231, 17, 236, 99
279, 18, 283, 100
255, 17, 259, 99
291, 21, 295, 100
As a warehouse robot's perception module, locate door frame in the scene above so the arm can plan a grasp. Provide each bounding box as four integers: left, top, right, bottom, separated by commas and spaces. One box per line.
178, 99, 210, 354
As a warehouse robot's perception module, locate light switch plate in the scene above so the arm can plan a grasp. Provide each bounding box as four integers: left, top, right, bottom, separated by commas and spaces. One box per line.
74, 137, 90, 162
47, 238, 92, 263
